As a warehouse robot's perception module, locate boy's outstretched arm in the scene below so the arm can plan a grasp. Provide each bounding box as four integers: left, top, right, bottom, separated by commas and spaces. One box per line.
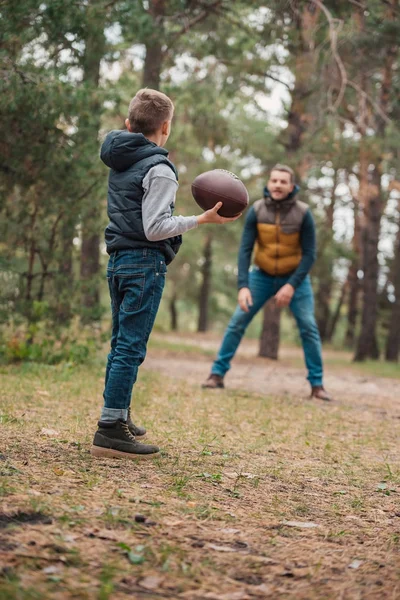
142, 164, 241, 242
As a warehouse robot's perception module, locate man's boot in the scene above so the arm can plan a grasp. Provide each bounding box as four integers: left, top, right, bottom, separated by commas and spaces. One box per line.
202, 374, 225, 389
311, 386, 332, 402
91, 420, 159, 460
127, 407, 146, 437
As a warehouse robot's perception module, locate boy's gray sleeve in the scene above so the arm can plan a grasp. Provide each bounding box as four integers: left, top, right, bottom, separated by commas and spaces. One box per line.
142, 164, 198, 241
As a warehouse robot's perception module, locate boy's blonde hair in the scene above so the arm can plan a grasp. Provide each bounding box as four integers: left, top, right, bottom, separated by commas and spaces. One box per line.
128, 89, 174, 136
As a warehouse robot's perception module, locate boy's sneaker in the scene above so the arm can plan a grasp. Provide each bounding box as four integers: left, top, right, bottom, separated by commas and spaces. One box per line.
202, 374, 225, 389
91, 420, 159, 460
127, 407, 146, 437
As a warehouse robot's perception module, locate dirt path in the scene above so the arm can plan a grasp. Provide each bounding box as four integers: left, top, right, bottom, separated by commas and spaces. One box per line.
145, 333, 400, 417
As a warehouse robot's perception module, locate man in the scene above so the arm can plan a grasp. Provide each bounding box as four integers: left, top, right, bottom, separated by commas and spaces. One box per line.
202, 164, 332, 401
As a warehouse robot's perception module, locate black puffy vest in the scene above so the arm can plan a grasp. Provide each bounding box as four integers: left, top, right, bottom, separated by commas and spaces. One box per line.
100, 131, 182, 264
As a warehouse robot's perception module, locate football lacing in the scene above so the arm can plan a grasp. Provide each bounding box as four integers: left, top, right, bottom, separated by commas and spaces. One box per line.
214, 169, 239, 180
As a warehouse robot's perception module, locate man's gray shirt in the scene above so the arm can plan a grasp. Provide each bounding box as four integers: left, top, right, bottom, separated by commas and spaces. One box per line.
142, 164, 198, 241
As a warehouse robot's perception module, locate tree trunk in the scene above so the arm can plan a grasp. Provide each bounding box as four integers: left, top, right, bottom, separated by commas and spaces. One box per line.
385, 202, 400, 361
326, 279, 348, 342
197, 235, 212, 332
354, 166, 381, 361
170, 292, 178, 331
259, 301, 281, 360
55, 217, 75, 322
316, 280, 333, 341
143, 0, 165, 89
316, 171, 337, 340
79, 3, 105, 322
345, 200, 361, 347
259, 3, 320, 358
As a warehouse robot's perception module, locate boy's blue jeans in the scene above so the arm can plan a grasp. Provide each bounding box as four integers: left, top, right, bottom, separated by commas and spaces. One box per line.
212, 268, 323, 387
103, 249, 166, 410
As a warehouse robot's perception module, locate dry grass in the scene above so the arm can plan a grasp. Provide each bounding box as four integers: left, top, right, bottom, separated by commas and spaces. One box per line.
1, 349, 400, 600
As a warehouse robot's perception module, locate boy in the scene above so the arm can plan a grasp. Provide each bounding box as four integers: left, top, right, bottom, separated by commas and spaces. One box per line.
91, 89, 239, 460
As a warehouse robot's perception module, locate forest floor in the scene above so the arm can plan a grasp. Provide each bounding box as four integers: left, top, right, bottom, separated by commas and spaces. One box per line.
1, 333, 400, 599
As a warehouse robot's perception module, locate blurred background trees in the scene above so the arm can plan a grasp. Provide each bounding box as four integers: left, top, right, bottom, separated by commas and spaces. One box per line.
1, 0, 399, 364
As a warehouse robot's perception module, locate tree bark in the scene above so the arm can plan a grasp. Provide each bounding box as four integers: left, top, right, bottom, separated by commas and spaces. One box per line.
315, 171, 337, 340
170, 292, 178, 331
55, 216, 75, 322
385, 200, 400, 361
143, 0, 166, 89
316, 279, 332, 341
353, 1, 395, 361
345, 199, 361, 347
354, 166, 381, 360
259, 301, 281, 360
326, 279, 348, 343
79, 2, 105, 322
197, 235, 212, 332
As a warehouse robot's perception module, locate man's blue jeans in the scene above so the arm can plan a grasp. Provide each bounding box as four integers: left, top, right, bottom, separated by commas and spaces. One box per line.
212, 268, 323, 386
103, 249, 166, 409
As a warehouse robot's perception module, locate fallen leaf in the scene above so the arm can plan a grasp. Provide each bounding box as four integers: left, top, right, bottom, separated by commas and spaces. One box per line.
41, 428, 60, 437
253, 584, 273, 595
62, 534, 77, 543
224, 471, 239, 479
348, 560, 363, 569
218, 528, 241, 534
128, 552, 144, 564
53, 468, 64, 476
138, 575, 164, 590
163, 519, 184, 527
283, 521, 319, 528
251, 556, 278, 565
207, 544, 239, 552
42, 566, 61, 575
200, 591, 250, 600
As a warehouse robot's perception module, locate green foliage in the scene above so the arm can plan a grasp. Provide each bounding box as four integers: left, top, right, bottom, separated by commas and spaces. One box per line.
0, 0, 399, 357
0, 321, 101, 365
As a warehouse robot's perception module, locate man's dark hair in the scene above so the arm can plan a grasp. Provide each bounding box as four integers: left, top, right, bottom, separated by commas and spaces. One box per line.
271, 164, 295, 183
128, 89, 174, 136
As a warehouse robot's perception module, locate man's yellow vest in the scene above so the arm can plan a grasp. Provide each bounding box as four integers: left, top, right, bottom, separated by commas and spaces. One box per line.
253, 196, 308, 276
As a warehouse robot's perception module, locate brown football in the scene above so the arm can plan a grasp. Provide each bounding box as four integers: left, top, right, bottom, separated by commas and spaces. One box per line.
191, 169, 249, 217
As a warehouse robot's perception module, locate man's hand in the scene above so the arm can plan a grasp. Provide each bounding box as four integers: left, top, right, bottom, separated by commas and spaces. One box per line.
274, 283, 294, 308
238, 287, 253, 312
197, 202, 242, 225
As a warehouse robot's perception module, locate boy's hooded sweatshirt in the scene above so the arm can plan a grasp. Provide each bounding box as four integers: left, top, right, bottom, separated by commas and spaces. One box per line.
101, 131, 186, 264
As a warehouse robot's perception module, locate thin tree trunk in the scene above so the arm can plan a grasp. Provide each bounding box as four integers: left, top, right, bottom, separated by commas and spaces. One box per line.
326, 279, 348, 342
56, 217, 75, 322
354, 166, 381, 360
345, 200, 361, 347
316, 280, 332, 341
385, 200, 400, 361
143, 0, 165, 88
170, 292, 178, 331
259, 301, 281, 360
79, 3, 105, 322
315, 171, 337, 340
198, 235, 212, 332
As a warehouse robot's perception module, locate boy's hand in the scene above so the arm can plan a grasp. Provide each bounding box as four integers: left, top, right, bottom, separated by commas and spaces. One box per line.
238, 287, 253, 312
274, 283, 294, 308
197, 202, 242, 225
